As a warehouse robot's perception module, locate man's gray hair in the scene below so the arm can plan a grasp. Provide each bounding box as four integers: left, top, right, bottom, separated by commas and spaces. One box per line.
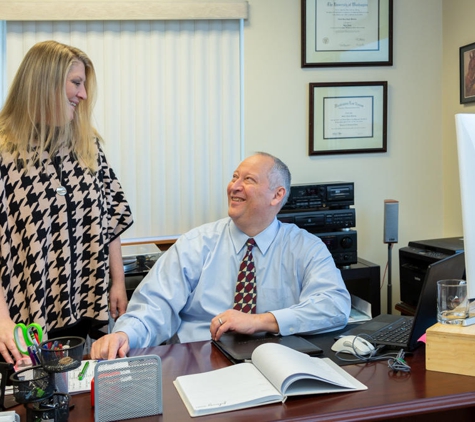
255, 152, 291, 207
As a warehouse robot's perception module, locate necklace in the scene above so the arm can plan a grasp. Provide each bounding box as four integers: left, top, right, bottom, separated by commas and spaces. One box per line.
56, 155, 67, 196
56, 184, 67, 196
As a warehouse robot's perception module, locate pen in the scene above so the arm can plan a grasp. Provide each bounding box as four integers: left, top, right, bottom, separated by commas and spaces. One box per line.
28, 331, 36, 345
27, 346, 38, 365
78, 361, 90, 381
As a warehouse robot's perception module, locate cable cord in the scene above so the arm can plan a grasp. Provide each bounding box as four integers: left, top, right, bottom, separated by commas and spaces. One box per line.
387, 349, 411, 372
333, 334, 411, 372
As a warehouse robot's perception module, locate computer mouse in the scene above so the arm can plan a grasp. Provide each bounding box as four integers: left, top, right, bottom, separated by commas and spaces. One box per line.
331, 335, 375, 356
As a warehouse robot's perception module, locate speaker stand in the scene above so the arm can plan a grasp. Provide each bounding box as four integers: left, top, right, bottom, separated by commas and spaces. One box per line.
387, 243, 393, 314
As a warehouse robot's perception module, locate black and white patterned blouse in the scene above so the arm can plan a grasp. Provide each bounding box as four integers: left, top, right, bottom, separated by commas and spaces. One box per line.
0, 140, 133, 334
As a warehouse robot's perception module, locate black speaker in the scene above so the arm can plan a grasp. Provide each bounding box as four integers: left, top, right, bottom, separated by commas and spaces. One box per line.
384, 199, 399, 244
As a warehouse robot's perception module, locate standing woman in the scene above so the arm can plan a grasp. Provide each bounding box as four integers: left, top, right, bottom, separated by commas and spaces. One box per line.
0, 40, 133, 363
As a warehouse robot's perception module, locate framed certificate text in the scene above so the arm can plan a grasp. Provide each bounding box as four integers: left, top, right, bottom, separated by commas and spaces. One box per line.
301, 0, 393, 67
309, 81, 387, 156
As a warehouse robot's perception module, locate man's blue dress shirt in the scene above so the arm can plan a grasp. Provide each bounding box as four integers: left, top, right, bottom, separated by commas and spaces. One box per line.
114, 217, 351, 347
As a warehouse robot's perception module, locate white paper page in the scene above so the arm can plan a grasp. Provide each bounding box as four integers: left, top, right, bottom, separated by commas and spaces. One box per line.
0, 411, 19, 422
348, 294, 372, 323
174, 362, 282, 414
252, 343, 363, 394
68, 359, 97, 394
281, 358, 367, 396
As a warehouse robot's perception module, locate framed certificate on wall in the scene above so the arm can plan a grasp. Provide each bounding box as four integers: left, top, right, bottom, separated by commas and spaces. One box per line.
301, 0, 393, 67
309, 81, 388, 155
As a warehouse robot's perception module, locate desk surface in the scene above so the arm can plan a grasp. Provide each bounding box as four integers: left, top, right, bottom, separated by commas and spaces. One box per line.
13, 340, 475, 422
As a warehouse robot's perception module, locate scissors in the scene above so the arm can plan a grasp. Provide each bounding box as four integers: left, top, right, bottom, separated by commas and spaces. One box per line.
13, 323, 43, 355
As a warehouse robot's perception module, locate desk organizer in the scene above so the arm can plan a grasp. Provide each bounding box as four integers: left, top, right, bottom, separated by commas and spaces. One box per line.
39, 336, 84, 373
10, 366, 55, 404
9, 335, 85, 421
25, 393, 70, 422
94, 355, 162, 422
426, 322, 475, 376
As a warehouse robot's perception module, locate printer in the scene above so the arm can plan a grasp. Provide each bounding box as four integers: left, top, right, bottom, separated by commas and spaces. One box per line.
399, 237, 464, 307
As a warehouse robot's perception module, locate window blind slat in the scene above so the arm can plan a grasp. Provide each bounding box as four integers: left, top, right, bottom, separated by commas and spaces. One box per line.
4, 20, 242, 239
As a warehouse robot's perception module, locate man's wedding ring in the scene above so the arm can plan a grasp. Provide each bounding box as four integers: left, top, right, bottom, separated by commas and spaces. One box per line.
218, 318, 223, 325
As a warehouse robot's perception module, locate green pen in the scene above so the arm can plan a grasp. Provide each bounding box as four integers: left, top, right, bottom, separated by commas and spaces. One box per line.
78, 361, 90, 381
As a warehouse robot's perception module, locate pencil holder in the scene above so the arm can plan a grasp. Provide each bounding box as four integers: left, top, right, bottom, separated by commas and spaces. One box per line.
9, 366, 55, 404
54, 371, 69, 394
39, 336, 85, 373
25, 393, 70, 422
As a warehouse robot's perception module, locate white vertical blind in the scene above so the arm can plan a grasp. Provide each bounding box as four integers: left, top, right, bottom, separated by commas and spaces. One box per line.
4, 20, 243, 239
0, 21, 5, 101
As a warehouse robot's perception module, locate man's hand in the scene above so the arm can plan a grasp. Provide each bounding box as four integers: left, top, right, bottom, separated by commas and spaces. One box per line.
90, 332, 130, 360
210, 309, 279, 341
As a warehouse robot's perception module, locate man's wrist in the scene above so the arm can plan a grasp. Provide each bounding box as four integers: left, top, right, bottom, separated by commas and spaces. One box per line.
257, 312, 279, 334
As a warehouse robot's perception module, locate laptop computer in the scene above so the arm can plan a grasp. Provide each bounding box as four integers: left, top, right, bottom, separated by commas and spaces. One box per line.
337, 251, 465, 351
212, 332, 323, 363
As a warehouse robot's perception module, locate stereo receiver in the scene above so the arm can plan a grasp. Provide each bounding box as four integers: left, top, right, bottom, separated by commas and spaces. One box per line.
277, 208, 355, 232
281, 182, 354, 212
315, 230, 357, 267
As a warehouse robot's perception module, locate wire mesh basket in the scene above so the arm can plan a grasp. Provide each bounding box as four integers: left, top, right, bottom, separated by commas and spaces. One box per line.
38, 336, 84, 373
9, 366, 55, 404
94, 355, 162, 422
25, 393, 70, 422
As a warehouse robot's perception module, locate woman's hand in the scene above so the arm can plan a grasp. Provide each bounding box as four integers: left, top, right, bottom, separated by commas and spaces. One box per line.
0, 317, 23, 364
108, 236, 128, 320
109, 282, 128, 320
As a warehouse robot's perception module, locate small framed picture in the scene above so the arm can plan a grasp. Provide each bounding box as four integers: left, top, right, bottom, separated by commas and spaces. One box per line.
301, 0, 393, 67
309, 81, 388, 156
460, 42, 475, 104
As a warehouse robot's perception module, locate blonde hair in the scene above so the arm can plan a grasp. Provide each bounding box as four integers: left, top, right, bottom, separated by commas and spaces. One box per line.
0, 40, 101, 170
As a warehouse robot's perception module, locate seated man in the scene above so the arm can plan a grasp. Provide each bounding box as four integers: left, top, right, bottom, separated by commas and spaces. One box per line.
91, 152, 351, 359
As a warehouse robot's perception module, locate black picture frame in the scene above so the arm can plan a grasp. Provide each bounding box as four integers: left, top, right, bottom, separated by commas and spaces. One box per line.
301, 0, 393, 68
460, 42, 475, 104
309, 81, 388, 156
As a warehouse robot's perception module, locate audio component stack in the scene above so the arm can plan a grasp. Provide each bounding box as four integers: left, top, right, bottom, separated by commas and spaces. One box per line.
277, 182, 357, 267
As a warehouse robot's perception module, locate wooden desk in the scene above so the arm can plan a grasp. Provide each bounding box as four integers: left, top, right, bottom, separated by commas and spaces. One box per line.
12, 340, 475, 421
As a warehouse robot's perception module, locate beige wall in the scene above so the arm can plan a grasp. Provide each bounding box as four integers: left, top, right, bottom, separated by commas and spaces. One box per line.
442, 0, 475, 236
243, 0, 448, 312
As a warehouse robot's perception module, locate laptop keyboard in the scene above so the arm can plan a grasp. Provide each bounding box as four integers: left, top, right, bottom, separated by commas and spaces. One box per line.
373, 318, 413, 345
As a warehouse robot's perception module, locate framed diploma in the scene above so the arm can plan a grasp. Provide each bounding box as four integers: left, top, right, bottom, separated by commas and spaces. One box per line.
460, 42, 475, 104
301, 0, 393, 67
309, 81, 387, 155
